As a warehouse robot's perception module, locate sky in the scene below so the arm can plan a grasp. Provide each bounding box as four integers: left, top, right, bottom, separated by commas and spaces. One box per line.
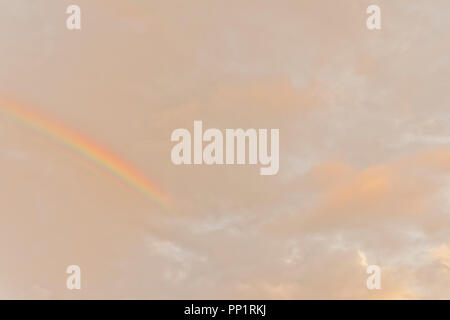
0, 0, 449, 299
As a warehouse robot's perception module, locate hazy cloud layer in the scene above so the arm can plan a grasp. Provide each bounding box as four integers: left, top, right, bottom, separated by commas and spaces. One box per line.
0, 0, 449, 298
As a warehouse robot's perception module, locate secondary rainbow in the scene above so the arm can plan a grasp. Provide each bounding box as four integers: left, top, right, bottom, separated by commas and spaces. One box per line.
0, 98, 172, 209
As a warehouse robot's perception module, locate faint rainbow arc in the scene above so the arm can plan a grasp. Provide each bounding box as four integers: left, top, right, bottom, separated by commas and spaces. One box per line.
0, 99, 172, 209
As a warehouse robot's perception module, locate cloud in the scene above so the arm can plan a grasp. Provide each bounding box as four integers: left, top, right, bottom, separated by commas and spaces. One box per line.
1, 0, 450, 299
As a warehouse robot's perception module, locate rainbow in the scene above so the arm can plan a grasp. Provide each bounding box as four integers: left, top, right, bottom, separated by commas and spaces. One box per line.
0, 98, 172, 209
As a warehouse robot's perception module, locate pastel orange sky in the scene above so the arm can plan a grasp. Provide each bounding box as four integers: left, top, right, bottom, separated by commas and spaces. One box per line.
0, 0, 449, 299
